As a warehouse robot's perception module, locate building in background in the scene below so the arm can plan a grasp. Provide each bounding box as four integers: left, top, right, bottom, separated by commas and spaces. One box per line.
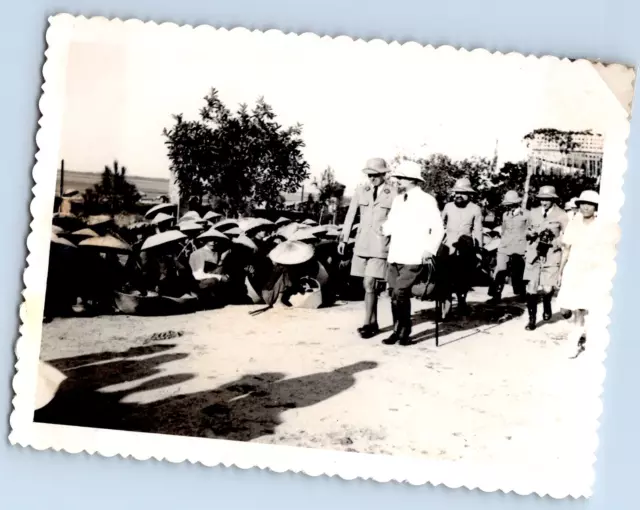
525, 130, 604, 178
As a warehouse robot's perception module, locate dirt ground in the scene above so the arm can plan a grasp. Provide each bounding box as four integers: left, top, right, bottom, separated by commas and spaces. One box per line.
37, 287, 598, 475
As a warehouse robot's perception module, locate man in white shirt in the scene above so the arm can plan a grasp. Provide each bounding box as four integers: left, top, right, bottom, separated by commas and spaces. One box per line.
381, 160, 445, 346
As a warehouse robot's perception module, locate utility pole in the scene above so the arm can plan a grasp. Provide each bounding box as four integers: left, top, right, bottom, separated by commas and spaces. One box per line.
59, 159, 65, 197
523, 154, 534, 209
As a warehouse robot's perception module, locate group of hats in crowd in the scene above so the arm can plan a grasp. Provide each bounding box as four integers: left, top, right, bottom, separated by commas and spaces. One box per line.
141, 202, 359, 266
51, 198, 362, 270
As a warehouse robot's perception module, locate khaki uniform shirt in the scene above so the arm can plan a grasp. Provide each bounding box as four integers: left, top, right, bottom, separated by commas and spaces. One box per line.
342, 182, 396, 259
499, 208, 528, 256
442, 202, 483, 250
525, 204, 569, 268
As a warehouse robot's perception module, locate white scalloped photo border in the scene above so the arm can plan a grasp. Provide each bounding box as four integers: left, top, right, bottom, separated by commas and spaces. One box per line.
8, 13, 636, 500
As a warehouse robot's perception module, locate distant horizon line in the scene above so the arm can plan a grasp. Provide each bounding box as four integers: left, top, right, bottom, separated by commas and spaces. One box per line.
58, 168, 170, 182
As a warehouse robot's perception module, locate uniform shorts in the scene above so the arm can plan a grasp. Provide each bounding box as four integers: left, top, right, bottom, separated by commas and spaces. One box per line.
350, 255, 387, 279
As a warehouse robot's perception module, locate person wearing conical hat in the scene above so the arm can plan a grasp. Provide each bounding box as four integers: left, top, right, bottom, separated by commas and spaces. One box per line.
557, 191, 618, 356
259, 241, 334, 310
188, 230, 233, 308
381, 160, 445, 346
152, 212, 175, 233
488, 190, 528, 304
440, 177, 483, 316
338, 157, 397, 338
522, 185, 569, 331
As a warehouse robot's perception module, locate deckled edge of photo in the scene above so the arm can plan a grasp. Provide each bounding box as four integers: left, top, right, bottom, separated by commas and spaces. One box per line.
8, 12, 637, 501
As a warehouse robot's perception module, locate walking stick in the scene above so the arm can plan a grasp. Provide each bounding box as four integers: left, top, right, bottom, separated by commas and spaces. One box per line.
435, 300, 441, 347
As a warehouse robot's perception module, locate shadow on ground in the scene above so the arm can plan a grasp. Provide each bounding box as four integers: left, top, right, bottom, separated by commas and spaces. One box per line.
36, 344, 378, 442
377, 295, 526, 346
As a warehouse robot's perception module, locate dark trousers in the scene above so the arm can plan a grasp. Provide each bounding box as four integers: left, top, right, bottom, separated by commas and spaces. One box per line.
490, 253, 526, 298
387, 263, 423, 339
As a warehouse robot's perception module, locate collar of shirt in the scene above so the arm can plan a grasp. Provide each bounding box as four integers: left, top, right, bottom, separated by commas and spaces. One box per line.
403, 186, 421, 200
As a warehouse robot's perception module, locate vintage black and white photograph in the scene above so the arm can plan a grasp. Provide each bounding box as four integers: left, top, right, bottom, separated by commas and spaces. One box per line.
10, 15, 636, 498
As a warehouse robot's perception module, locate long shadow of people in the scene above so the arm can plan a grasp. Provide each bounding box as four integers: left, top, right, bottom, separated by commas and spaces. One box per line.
36, 343, 193, 429
197, 361, 378, 441
46, 343, 178, 372
36, 360, 379, 443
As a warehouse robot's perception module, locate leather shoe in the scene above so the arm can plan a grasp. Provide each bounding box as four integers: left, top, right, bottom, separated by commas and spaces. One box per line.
359, 323, 380, 339
382, 333, 399, 345
398, 336, 412, 346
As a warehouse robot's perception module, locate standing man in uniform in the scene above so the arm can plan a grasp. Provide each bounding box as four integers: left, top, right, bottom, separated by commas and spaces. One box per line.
523, 185, 569, 330
381, 160, 445, 346
338, 158, 397, 338
441, 177, 483, 316
488, 190, 528, 304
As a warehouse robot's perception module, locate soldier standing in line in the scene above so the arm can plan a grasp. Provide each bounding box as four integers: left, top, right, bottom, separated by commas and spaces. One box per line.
338, 157, 397, 338
488, 190, 528, 304
523, 185, 569, 330
441, 177, 483, 317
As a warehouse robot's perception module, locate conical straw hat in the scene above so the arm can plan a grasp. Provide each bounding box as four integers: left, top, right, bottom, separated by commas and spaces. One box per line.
71, 228, 99, 238
145, 203, 177, 220
198, 227, 229, 241
278, 222, 301, 239
275, 216, 292, 225
243, 217, 275, 235
51, 233, 76, 248
141, 230, 186, 251
151, 212, 174, 225
212, 218, 239, 232
179, 221, 204, 232
79, 234, 131, 252
180, 210, 202, 223
203, 211, 222, 221
233, 234, 258, 251
225, 226, 243, 237
269, 240, 314, 265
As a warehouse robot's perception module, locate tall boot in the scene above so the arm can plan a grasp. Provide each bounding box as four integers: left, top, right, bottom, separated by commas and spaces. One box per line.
383, 299, 400, 345
542, 293, 553, 321
457, 293, 469, 316
488, 282, 503, 304
397, 297, 413, 346
488, 271, 505, 304
525, 294, 537, 331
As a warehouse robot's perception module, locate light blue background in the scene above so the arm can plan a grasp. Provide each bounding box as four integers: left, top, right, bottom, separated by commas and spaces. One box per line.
1, 1, 638, 508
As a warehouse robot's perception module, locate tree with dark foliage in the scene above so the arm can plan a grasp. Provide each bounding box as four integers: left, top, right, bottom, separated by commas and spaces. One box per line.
163, 89, 310, 217
83, 160, 141, 214
313, 166, 346, 223
394, 154, 598, 219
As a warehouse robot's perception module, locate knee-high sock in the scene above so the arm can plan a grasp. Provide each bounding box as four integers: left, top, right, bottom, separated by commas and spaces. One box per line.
364, 291, 377, 325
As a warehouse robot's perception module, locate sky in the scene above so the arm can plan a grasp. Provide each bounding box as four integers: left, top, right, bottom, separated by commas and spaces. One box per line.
57, 22, 626, 194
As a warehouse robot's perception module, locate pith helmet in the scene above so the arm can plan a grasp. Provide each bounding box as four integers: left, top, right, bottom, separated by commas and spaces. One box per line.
451, 178, 475, 194
502, 190, 521, 205
537, 185, 559, 199
362, 158, 390, 176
